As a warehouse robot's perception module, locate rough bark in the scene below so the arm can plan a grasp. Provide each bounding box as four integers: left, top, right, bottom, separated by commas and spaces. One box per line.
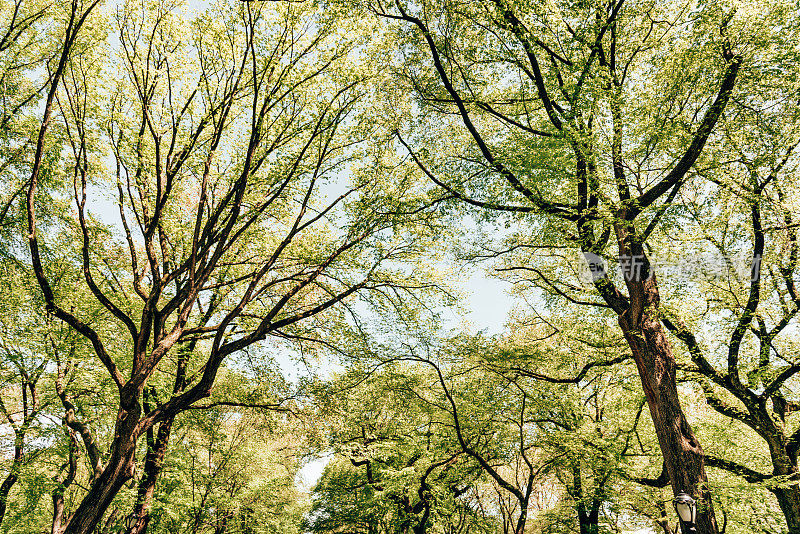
124, 418, 172, 534
768, 448, 800, 534
63, 391, 142, 534
773, 485, 800, 534
621, 311, 716, 533
609, 231, 717, 533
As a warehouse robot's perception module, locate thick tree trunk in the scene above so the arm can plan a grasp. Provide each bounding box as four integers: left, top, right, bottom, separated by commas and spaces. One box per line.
63, 394, 142, 534
619, 310, 717, 534
124, 417, 173, 534
773, 486, 800, 534
578, 509, 600, 534
768, 449, 800, 534
63, 444, 136, 534
412, 517, 428, 534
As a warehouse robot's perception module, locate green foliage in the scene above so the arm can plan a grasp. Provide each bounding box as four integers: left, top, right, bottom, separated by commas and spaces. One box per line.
0, 0, 799, 533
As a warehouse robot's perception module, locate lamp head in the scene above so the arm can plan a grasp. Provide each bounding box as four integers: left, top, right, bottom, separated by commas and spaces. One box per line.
672, 492, 697, 524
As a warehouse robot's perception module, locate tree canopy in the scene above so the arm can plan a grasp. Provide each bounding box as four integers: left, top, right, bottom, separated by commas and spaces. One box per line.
0, 0, 799, 533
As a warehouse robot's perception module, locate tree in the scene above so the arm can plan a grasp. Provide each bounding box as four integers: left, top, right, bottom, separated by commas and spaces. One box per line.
628, 31, 800, 531
307, 365, 489, 534
6, 0, 800, 532
151, 405, 307, 534
410, 347, 561, 534
335, 319, 649, 534
23, 0, 439, 531
366, 0, 785, 531
0, 0, 50, 243
0, 271, 51, 529
427, 331, 650, 534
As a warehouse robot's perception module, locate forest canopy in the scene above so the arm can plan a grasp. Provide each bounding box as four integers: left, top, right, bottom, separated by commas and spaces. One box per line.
0, 0, 799, 533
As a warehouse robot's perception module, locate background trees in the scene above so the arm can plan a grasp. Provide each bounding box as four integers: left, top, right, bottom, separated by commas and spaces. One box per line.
0, 0, 799, 533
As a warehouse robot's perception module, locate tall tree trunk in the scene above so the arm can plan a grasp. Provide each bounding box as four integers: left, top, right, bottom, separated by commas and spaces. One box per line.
124, 418, 173, 534
768, 449, 800, 534
63, 393, 142, 534
619, 307, 717, 534
597, 217, 719, 534
772, 486, 800, 534
513, 508, 527, 534
758, 414, 800, 532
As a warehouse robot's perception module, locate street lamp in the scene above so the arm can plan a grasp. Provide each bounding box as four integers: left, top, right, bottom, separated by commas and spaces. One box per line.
672, 492, 697, 534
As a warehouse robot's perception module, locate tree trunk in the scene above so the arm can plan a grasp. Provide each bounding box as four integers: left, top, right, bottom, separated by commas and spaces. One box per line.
123, 332, 198, 534
768, 449, 800, 534
573, 465, 600, 534
619, 309, 717, 534
52, 429, 78, 534
578, 508, 600, 534
124, 417, 174, 534
63, 394, 142, 534
0, 435, 23, 528
52, 496, 65, 534
772, 486, 800, 534
587, 506, 600, 534
513, 497, 528, 534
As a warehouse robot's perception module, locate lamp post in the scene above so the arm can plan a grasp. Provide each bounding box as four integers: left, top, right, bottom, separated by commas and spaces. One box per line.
672, 492, 697, 534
